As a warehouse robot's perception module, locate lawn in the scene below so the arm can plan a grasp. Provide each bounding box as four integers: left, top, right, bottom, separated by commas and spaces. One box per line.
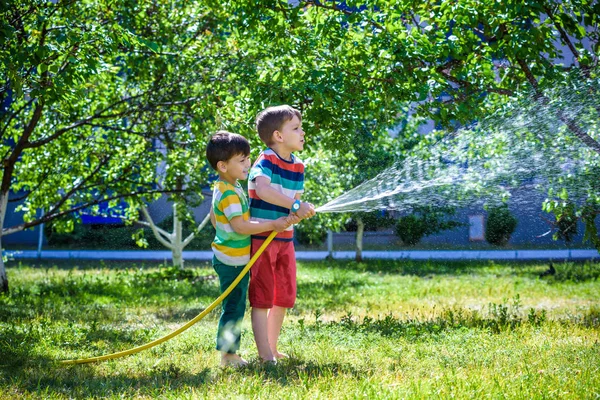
1, 259, 599, 399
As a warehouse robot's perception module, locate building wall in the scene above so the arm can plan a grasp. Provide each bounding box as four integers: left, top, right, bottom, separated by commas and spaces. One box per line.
3, 194, 45, 246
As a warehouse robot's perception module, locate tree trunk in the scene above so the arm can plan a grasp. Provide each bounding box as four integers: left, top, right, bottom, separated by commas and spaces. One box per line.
140, 203, 211, 268
0, 235, 7, 294
356, 217, 364, 262
172, 203, 184, 268
327, 229, 333, 260
0, 190, 9, 293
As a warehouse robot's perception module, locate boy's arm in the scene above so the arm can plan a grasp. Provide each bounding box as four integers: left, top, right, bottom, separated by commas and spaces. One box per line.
254, 176, 296, 209
254, 176, 315, 218
229, 215, 294, 235
209, 207, 216, 229
293, 194, 316, 218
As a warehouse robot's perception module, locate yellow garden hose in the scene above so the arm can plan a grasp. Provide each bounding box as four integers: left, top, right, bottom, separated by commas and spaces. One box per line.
60, 231, 278, 365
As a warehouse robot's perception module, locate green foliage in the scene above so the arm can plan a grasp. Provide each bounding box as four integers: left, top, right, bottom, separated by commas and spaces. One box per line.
45, 223, 141, 250
1, 0, 265, 239
294, 214, 329, 246
395, 214, 427, 246
344, 211, 396, 232
554, 202, 579, 244
144, 265, 210, 283
544, 195, 600, 250
485, 205, 518, 246
543, 261, 600, 283
395, 206, 463, 246
223, 0, 600, 137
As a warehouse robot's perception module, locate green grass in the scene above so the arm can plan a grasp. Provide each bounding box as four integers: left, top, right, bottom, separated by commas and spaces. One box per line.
1, 259, 599, 399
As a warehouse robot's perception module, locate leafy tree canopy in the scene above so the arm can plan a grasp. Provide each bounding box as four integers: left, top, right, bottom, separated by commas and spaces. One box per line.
222, 0, 600, 247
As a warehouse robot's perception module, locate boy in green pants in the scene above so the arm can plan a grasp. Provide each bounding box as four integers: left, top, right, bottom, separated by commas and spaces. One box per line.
206, 131, 297, 367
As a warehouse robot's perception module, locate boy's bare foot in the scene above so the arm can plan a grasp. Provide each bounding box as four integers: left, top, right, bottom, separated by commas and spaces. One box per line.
272, 351, 288, 359
260, 358, 277, 366
221, 353, 248, 368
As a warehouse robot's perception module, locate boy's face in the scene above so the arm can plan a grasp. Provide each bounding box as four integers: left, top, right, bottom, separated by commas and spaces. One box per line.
276, 115, 305, 152
219, 153, 251, 182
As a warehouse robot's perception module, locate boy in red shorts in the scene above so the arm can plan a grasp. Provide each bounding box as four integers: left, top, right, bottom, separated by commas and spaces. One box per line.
248, 105, 316, 363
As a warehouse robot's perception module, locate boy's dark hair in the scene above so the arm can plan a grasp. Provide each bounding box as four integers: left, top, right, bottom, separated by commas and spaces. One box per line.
255, 105, 302, 145
206, 131, 250, 170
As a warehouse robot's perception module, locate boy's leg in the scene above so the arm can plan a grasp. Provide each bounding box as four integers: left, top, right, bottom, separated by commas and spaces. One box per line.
249, 238, 278, 362
269, 241, 297, 358
251, 307, 274, 361
267, 306, 287, 358
213, 259, 249, 364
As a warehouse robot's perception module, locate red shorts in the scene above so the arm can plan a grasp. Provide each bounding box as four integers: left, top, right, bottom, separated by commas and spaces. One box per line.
248, 238, 297, 309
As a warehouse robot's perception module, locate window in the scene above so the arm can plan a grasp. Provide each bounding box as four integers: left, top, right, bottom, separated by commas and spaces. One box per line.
469, 215, 484, 241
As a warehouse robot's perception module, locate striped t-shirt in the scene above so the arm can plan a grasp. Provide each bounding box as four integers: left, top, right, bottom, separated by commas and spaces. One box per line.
211, 180, 251, 266
248, 148, 304, 241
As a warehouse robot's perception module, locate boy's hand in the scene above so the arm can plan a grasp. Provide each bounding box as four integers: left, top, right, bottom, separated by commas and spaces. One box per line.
273, 216, 295, 232
284, 213, 301, 227
296, 201, 316, 219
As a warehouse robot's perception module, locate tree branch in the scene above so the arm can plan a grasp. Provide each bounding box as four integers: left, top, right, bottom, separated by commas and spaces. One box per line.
542, 5, 600, 118
515, 58, 539, 90
543, 5, 581, 66
556, 110, 600, 155
486, 87, 514, 96
516, 57, 600, 155
134, 219, 173, 242
182, 212, 211, 247
2, 101, 44, 201
140, 205, 173, 249
434, 59, 514, 101
24, 94, 145, 149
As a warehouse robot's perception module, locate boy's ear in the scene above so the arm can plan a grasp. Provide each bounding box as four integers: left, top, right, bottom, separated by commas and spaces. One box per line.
216, 160, 227, 173
272, 130, 284, 143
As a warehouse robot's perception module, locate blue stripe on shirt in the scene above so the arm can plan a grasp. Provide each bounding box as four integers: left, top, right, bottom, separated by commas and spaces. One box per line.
254, 159, 304, 182
249, 198, 290, 215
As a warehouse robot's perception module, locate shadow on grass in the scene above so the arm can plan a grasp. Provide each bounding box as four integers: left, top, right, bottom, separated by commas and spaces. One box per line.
0, 323, 172, 375
0, 272, 221, 322
2, 361, 214, 398
1, 354, 362, 397
235, 356, 364, 385
1, 338, 219, 398
0, 332, 57, 375
154, 306, 214, 323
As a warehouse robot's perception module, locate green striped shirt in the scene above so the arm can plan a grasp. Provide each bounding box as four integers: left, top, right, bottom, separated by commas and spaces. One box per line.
211, 180, 251, 266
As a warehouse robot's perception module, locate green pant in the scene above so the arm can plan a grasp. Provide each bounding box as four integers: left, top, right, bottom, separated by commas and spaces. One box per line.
212, 256, 249, 354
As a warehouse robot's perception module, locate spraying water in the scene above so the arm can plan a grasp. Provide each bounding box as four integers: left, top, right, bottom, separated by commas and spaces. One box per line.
316, 75, 600, 214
